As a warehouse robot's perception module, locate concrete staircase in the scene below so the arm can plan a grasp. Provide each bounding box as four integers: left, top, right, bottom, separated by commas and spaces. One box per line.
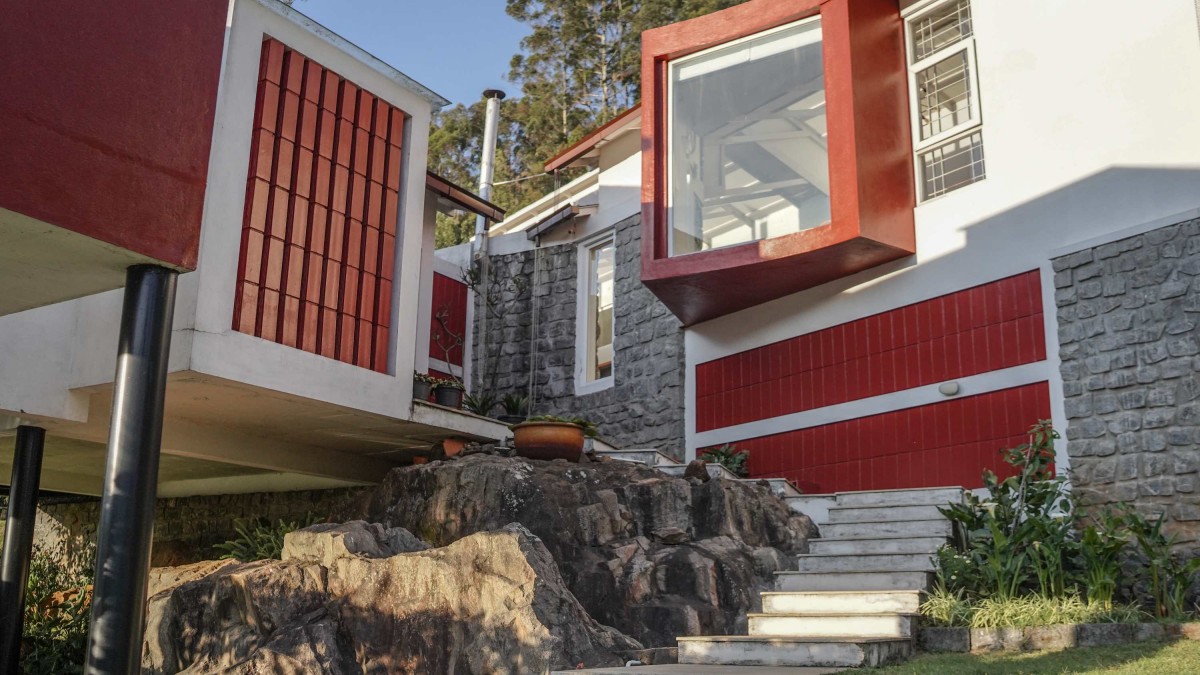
677, 486, 963, 668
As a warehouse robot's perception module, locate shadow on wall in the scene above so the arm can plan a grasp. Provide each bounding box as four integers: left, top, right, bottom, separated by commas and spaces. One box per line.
694, 167, 1200, 345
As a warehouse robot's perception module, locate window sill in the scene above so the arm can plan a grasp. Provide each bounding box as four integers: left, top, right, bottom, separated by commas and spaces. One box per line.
574, 376, 615, 397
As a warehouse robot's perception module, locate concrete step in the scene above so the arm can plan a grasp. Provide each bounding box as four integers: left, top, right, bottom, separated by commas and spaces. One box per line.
658, 463, 738, 480
809, 535, 947, 556
744, 477, 803, 498
676, 635, 913, 667
820, 518, 952, 539
826, 504, 945, 523
747, 612, 916, 639
796, 552, 935, 573
595, 448, 682, 467
776, 570, 934, 592
761, 590, 923, 615
834, 486, 963, 508
785, 494, 836, 525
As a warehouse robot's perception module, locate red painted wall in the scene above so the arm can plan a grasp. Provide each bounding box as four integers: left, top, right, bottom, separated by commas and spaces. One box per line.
696, 271, 1045, 432
233, 39, 406, 373
0, 0, 228, 269
430, 272, 468, 368
726, 382, 1052, 493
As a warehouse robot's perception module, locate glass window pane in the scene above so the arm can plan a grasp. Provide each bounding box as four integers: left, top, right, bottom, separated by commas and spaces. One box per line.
916, 50, 974, 140
587, 241, 615, 381
911, 0, 972, 63
668, 17, 830, 256
920, 131, 985, 199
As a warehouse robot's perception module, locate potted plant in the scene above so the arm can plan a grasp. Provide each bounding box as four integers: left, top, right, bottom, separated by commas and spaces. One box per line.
412, 372, 436, 402
498, 394, 529, 424
432, 378, 465, 408
463, 391, 497, 417
699, 443, 750, 477
511, 415, 597, 461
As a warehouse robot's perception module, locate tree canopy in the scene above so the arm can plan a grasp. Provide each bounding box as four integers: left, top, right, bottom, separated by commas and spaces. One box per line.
429, 0, 749, 247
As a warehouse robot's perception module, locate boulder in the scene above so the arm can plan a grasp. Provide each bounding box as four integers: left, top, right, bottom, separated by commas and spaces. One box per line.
142, 524, 640, 674
343, 453, 815, 647
281, 520, 427, 566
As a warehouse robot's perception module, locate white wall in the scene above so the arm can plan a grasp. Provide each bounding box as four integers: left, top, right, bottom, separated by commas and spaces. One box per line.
682, 0, 1200, 458
0, 0, 443, 427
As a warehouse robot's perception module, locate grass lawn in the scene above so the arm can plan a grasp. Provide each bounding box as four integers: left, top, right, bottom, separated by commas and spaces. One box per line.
870, 639, 1200, 674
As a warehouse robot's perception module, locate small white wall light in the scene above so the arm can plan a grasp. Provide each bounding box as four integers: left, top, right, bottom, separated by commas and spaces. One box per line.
938, 382, 961, 397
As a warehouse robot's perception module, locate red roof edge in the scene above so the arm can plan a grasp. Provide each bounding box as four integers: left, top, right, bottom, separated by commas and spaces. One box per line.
425, 171, 506, 223
544, 103, 642, 172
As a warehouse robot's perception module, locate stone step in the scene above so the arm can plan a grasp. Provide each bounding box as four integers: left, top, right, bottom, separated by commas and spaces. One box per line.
761, 590, 923, 615
834, 486, 963, 508
676, 635, 913, 667
809, 535, 947, 556
746, 477, 803, 498
785, 494, 836, 525
657, 463, 738, 480
594, 448, 682, 467
820, 518, 952, 539
826, 504, 945, 523
795, 552, 935, 573
776, 570, 934, 592
747, 612, 917, 639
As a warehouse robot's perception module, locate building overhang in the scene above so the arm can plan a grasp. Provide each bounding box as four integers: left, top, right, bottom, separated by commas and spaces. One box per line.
639, 0, 916, 326
545, 104, 643, 172
425, 171, 506, 222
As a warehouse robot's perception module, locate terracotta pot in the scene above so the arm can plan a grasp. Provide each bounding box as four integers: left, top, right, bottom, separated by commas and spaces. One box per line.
433, 385, 464, 408
511, 421, 585, 461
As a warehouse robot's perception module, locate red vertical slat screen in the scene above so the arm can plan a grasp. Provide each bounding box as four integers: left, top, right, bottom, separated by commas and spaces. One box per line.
721, 382, 1053, 493
234, 38, 405, 373
695, 271, 1045, 431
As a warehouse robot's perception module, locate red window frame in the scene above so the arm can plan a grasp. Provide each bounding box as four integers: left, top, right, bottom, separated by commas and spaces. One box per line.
640, 0, 916, 326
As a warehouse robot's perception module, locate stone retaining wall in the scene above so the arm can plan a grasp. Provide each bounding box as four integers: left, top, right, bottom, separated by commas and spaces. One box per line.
1, 487, 362, 571
1054, 216, 1200, 543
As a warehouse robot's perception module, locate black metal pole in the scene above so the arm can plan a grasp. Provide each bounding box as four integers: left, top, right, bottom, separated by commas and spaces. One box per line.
84, 265, 177, 675
0, 425, 46, 673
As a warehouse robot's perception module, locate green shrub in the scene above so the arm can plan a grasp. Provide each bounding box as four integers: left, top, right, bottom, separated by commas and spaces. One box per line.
920, 586, 1145, 628
1123, 508, 1200, 620
463, 391, 497, 417
700, 443, 749, 477
213, 516, 315, 561
21, 544, 94, 675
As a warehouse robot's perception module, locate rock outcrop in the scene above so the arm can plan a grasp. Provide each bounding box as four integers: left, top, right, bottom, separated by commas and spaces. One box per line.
344, 453, 815, 647
142, 523, 640, 674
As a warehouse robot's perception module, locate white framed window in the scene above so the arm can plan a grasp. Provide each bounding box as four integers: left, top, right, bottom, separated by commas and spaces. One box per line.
904, 0, 986, 201
575, 231, 616, 394
666, 15, 830, 256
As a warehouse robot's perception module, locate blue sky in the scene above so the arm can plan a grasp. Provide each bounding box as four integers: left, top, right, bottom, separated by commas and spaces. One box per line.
294, 0, 530, 107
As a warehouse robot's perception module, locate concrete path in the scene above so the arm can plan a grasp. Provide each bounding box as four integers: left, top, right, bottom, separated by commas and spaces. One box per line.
555, 666, 845, 674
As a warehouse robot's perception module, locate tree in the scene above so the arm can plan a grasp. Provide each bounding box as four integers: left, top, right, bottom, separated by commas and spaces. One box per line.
429, 0, 751, 247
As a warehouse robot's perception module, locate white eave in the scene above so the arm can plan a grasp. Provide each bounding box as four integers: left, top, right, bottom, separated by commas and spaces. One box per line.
488, 169, 600, 236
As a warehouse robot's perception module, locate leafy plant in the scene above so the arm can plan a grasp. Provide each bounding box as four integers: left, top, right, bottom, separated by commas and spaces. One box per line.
413, 372, 438, 384
699, 443, 749, 477
433, 378, 465, 390
1123, 508, 1200, 620
213, 516, 315, 561
463, 391, 498, 416
1078, 506, 1130, 609
501, 393, 529, 416
526, 414, 598, 437
21, 544, 94, 675
920, 586, 1145, 628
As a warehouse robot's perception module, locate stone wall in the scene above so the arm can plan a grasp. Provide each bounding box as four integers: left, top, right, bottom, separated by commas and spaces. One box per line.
474, 214, 686, 458
1, 487, 363, 571
1054, 216, 1200, 543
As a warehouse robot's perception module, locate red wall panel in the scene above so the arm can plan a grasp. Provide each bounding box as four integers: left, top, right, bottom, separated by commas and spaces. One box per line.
723, 382, 1052, 493
696, 271, 1045, 431
234, 39, 406, 373
430, 272, 468, 367
0, 0, 228, 268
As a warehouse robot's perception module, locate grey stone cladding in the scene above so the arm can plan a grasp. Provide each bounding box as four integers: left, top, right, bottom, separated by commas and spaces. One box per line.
1054, 217, 1200, 543
473, 213, 686, 458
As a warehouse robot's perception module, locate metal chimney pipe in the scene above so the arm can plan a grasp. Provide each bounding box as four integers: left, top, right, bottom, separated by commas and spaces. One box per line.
474, 89, 506, 255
